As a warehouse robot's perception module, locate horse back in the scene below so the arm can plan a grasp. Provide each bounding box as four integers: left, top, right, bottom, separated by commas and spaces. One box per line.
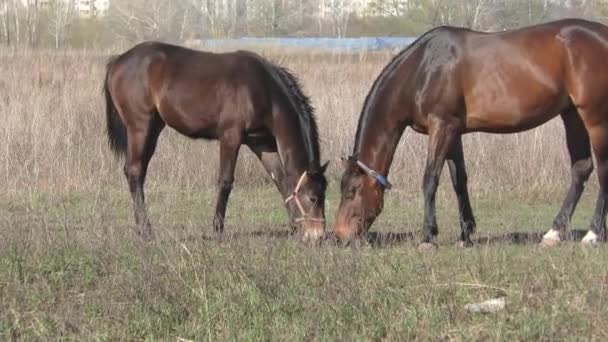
469, 19, 608, 131
107, 42, 273, 139
405, 19, 608, 133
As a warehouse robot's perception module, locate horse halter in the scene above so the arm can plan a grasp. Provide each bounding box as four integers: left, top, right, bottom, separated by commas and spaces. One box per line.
285, 172, 325, 223
354, 159, 393, 190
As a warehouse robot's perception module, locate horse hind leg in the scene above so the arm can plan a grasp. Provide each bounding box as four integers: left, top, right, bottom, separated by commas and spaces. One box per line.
124, 110, 165, 239
580, 118, 608, 247
541, 108, 593, 247
446, 136, 476, 248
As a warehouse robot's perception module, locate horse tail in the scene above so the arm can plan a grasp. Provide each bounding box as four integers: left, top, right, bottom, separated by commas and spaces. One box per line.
103, 56, 127, 157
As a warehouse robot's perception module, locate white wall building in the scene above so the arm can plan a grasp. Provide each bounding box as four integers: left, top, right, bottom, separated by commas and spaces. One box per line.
77, 0, 109, 18
319, 0, 371, 17
18, 0, 109, 18
198, 0, 375, 19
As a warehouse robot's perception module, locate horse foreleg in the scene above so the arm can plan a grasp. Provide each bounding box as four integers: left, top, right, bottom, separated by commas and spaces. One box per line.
247, 141, 286, 196
213, 128, 242, 233
447, 136, 476, 248
419, 121, 459, 250
247, 142, 298, 231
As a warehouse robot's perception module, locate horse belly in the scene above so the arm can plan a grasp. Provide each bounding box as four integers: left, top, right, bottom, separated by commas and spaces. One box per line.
465, 93, 568, 133
159, 104, 221, 139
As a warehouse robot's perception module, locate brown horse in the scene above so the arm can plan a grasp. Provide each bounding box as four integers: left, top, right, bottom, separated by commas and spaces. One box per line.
334, 18, 608, 249
104, 42, 328, 240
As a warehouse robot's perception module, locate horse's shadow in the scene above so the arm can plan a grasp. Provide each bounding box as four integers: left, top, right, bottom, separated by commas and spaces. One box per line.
197, 226, 590, 248
473, 229, 588, 246
364, 228, 590, 248
199, 228, 291, 242
201, 229, 416, 247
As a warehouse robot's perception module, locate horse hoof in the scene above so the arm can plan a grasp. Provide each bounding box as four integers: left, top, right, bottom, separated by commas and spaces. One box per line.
303, 229, 324, 240
417, 242, 438, 252
456, 240, 473, 249
581, 231, 599, 248
540, 229, 561, 248
213, 230, 225, 241
302, 230, 324, 245
136, 222, 155, 241
139, 231, 155, 241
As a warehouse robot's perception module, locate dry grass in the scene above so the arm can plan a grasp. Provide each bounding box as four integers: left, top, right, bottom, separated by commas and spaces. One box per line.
0, 47, 577, 197
1, 47, 607, 340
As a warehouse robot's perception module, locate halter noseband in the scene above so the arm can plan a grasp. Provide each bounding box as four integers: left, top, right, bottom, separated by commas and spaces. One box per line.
284, 172, 325, 223
354, 159, 392, 190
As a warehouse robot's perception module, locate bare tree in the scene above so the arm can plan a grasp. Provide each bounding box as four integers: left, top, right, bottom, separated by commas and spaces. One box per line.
235, 0, 249, 36
2, 0, 10, 45
9, 0, 19, 44
44, 0, 75, 48
461, 0, 489, 30
108, 0, 187, 42
323, 0, 352, 37
368, 0, 409, 16
26, 0, 40, 46
1, 0, 605, 48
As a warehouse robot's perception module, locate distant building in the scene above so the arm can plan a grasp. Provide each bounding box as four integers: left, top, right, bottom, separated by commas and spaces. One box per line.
18, 0, 52, 7
77, 0, 109, 18
18, 0, 109, 18
198, 0, 378, 19
319, 0, 372, 17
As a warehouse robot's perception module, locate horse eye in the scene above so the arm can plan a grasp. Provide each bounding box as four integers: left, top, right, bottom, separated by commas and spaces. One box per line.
345, 187, 357, 199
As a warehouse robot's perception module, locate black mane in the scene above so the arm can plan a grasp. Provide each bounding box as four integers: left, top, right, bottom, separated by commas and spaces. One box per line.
247, 51, 321, 170
273, 66, 321, 168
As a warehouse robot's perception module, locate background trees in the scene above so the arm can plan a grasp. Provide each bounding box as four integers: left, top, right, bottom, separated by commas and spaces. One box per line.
1, 0, 607, 48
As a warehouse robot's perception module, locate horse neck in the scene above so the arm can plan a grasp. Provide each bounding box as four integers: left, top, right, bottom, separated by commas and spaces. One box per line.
354, 98, 407, 177
353, 38, 427, 177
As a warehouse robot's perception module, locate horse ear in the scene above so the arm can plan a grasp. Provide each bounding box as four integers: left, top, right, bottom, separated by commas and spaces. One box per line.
321, 161, 330, 173
301, 171, 311, 183
340, 157, 349, 169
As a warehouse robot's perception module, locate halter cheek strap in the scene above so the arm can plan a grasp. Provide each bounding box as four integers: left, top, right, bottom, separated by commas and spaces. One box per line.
355, 159, 392, 190
284, 172, 325, 223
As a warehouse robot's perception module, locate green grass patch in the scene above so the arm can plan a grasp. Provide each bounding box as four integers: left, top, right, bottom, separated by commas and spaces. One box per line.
1, 185, 607, 340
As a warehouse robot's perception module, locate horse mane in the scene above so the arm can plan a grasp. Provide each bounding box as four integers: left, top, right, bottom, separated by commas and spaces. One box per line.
354, 32, 434, 149
273, 66, 321, 167
247, 52, 321, 170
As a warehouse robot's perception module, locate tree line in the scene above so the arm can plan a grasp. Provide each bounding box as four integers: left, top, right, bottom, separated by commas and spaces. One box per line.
1, 0, 607, 48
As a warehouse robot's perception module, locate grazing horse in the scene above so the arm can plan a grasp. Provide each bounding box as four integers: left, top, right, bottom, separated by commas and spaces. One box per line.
104, 42, 328, 240
334, 19, 608, 248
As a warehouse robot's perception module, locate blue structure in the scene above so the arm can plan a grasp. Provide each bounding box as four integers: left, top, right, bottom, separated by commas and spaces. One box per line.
198, 37, 417, 52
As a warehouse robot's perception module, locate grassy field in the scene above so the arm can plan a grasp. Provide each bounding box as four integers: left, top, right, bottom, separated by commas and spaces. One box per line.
2, 186, 608, 340
1, 48, 608, 340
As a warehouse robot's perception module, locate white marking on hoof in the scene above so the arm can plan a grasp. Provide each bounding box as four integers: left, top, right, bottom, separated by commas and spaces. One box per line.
581, 231, 599, 247
303, 229, 324, 242
540, 229, 561, 247
417, 242, 438, 252
456, 240, 473, 249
